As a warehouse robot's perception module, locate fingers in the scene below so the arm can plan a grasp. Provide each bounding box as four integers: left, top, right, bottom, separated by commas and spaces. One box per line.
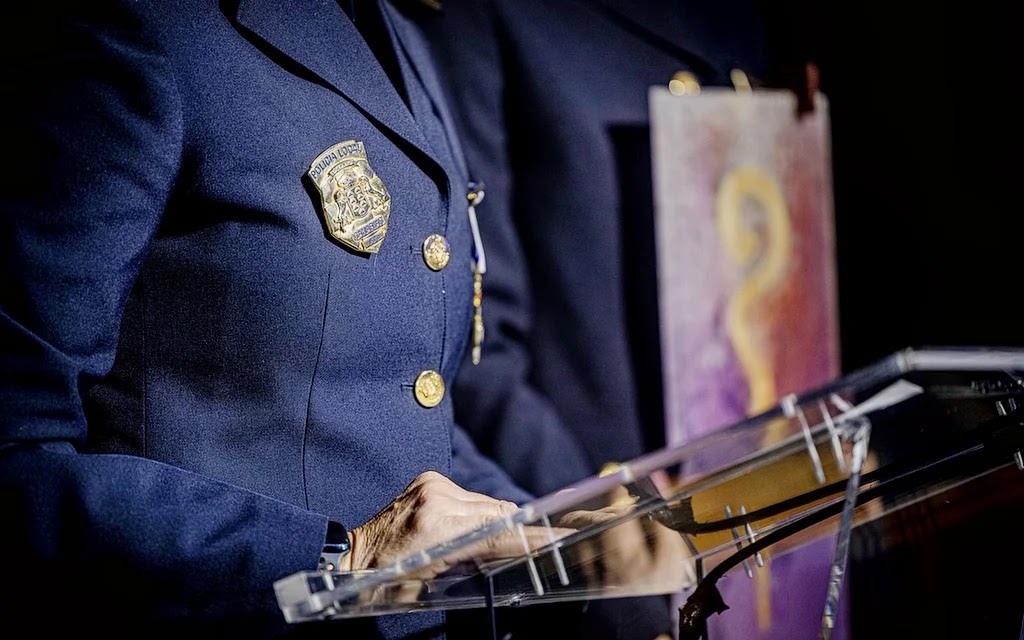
458, 495, 522, 523
568, 512, 694, 593
408, 472, 522, 519
350, 471, 540, 575
350, 468, 697, 599
557, 505, 623, 529
431, 519, 572, 579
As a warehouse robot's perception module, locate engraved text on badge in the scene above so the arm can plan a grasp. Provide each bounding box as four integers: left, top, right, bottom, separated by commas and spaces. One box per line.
309, 140, 391, 254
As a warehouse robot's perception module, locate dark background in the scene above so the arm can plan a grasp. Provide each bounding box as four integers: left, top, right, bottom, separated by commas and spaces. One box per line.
757, 5, 1024, 639
760, 1, 1018, 372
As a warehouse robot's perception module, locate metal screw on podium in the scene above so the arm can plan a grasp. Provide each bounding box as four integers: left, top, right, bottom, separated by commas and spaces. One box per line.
724, 504, 754, 578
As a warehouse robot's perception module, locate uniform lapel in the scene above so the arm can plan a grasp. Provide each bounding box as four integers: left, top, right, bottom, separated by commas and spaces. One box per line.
234, 0, 443, 170
578, 0, 724, 83
380, 1, 469, 180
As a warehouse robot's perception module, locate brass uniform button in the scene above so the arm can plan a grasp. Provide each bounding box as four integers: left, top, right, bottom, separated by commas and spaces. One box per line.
422, 234, 451, 271
414, 370, 445, 408
668, 71, 701, 96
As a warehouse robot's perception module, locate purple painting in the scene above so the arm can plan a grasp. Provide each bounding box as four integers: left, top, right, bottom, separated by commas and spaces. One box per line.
650, 88, 844, 640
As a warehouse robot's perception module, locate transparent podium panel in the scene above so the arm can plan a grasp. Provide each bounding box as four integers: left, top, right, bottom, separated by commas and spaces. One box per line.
275, 348, 1024, 636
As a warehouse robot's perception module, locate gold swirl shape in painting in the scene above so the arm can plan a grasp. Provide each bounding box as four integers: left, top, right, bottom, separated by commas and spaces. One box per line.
716, 166, 792, 630
716, 166, 792, 436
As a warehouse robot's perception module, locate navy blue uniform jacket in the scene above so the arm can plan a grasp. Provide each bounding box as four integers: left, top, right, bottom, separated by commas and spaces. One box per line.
0, 0, 529, 636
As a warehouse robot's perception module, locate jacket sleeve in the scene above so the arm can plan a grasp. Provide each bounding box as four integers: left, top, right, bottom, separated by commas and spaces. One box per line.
450, 423, 533, 505
425, 0, 595, 498
0, 2, 326, 624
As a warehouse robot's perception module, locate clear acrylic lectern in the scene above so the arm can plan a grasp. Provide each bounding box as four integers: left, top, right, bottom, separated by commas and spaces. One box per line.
275, 347, 1024, 639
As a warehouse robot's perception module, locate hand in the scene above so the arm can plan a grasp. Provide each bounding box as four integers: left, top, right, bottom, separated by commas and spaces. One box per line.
346, 471, 569, 579
557, 483, 696, 594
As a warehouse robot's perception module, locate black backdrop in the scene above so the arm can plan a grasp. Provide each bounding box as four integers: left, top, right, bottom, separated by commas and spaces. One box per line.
761, 1, 1019, 371
758, 5, 1023, 638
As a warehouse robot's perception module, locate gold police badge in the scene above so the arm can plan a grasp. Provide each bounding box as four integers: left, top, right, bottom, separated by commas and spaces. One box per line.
308, 140, 391, 253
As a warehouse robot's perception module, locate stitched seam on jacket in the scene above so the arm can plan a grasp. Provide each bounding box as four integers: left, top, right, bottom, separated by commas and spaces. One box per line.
301, 269, 332, 510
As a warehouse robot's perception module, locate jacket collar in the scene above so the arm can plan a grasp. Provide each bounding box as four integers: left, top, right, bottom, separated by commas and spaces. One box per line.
381, 0, 469, 179
234, 0, 443, 169
580, 0, 726, 83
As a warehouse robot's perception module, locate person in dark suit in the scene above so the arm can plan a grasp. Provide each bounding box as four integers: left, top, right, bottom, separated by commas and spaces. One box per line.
422, 2, 768, 638
423, 0, 768, 501
0, 0, 549, 637
419, 2, 775, 639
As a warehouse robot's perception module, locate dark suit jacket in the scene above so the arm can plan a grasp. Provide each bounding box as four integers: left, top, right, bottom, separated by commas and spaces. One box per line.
424, 0, 767, 500
0, 0, 528, 636
423, 2, 767, 638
